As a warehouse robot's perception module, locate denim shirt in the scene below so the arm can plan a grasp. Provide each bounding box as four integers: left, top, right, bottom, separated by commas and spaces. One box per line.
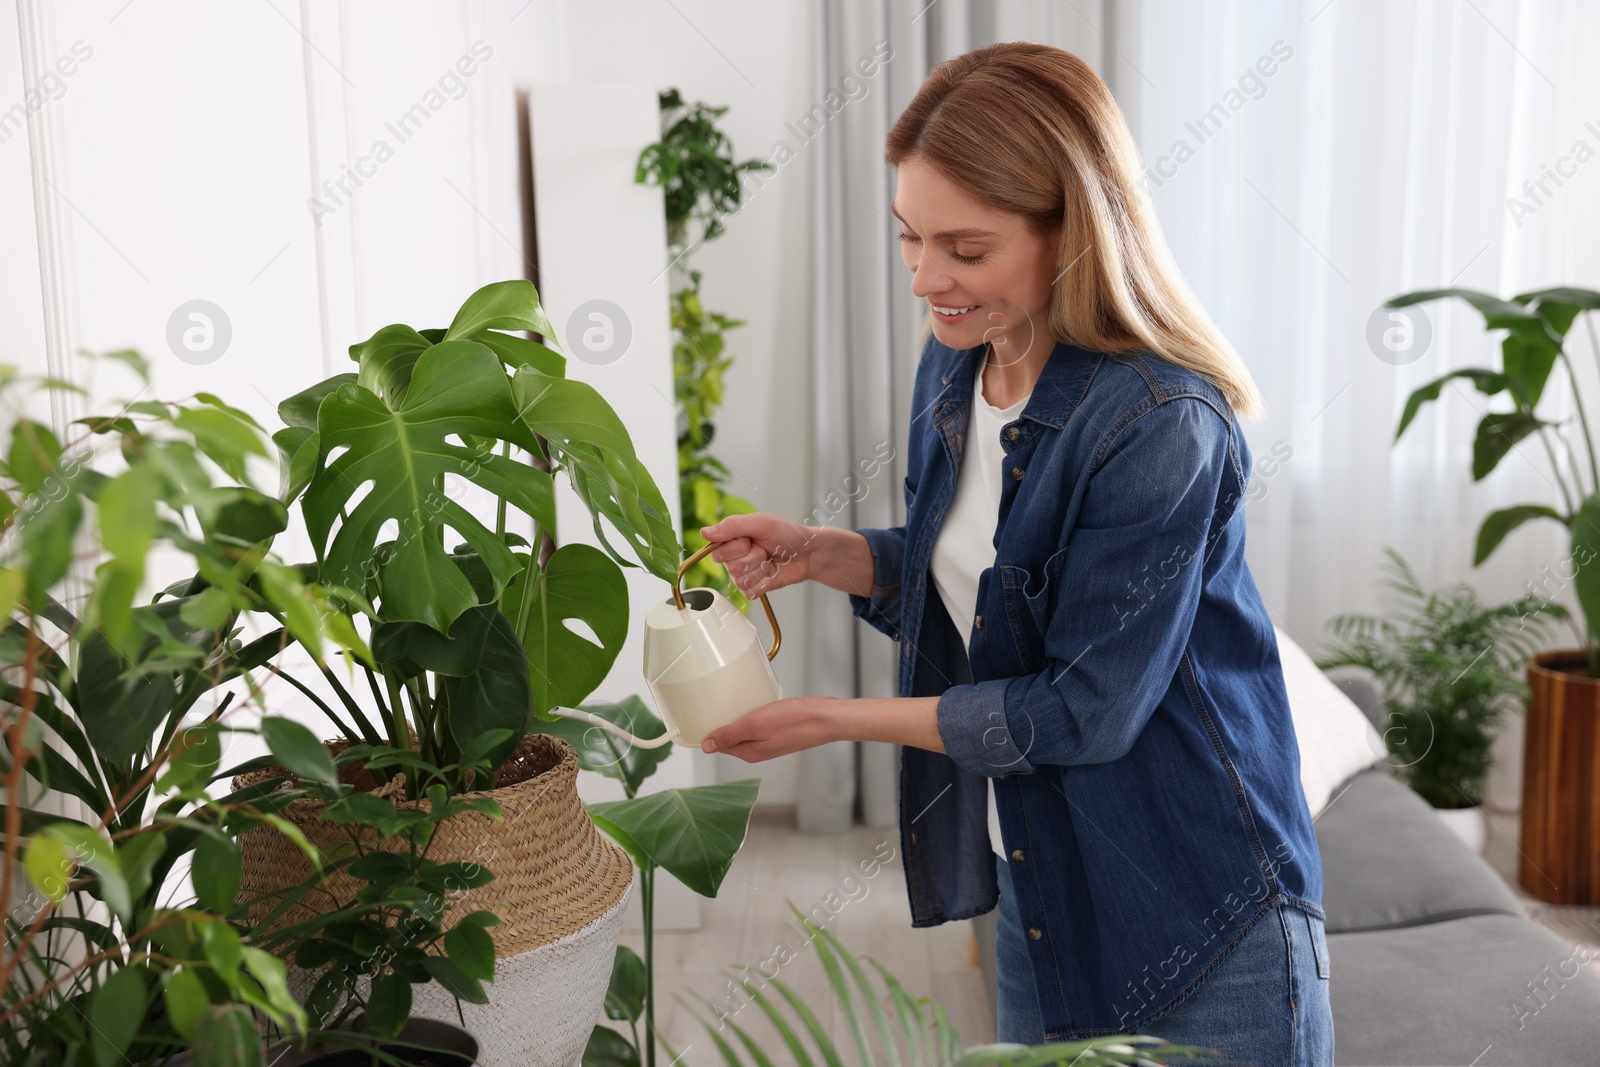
847, 335, 1324, 1039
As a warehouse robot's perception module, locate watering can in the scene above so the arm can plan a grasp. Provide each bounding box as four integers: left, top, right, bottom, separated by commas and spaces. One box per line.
547, 541, 783, 749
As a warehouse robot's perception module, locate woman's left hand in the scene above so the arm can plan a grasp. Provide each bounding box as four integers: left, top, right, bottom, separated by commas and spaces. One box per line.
700, 696, 845, 762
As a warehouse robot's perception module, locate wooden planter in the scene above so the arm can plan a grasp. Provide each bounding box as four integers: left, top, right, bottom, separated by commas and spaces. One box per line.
1520, 650, 1600, 905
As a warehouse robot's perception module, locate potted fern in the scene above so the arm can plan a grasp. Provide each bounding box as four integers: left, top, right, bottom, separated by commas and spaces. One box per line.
1316, 548, 1567, 850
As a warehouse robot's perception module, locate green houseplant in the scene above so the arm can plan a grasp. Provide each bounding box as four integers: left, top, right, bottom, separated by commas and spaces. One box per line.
0, 356, 368, 1066
1387, 285, 1600, 670
239, 278, 742, 1065
637, 89, 770, 614
1385, 284, 1600, 901
1315, 548, 1566, 827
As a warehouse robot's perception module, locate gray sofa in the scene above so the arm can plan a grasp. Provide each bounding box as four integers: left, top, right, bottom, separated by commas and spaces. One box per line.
972, 679, 1600, 1064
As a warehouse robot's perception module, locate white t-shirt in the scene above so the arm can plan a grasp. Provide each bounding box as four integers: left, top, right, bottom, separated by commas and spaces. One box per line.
928, 343, 1030, 859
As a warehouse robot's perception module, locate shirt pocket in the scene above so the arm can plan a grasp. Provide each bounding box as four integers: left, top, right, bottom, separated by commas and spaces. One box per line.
1000, 545, 1070, 671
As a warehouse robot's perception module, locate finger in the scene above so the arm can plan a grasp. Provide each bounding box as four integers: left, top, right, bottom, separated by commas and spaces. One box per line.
707, 537, 752, 563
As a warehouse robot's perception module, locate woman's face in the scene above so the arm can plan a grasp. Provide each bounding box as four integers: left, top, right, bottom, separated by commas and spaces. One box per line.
892, 158, 1060, 365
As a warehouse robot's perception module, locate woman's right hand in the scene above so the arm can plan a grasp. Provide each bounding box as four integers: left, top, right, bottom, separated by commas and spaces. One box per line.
700, 513, 818, 599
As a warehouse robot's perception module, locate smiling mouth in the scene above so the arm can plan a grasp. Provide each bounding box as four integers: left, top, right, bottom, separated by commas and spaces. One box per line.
932, 303, 978, 316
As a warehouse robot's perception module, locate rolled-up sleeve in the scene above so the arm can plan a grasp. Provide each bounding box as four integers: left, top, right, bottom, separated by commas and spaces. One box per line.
846, 524, 907, 642
936, 396, 1241, 776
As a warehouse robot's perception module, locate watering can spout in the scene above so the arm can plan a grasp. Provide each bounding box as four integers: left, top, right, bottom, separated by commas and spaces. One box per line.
546, 706, 682, 749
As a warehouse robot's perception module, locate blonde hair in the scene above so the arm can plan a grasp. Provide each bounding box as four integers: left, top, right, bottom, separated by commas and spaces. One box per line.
888, 42, 1265, 420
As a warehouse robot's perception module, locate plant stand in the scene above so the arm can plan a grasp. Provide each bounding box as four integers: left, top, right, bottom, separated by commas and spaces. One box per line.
1520, 651, 1600, 905
237, 734, 634, 1067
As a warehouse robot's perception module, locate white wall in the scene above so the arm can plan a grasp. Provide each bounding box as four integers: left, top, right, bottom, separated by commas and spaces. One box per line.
3, 0, 820, 930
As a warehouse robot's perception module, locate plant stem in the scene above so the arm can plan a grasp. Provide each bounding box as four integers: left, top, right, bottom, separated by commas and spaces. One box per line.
642, 863, 656, 1067
383, 668, 409, 754
263, 664, 366, 747
496, 440, 511, 539
1559, 349, 1600, 499
1537, 428, 1579, 516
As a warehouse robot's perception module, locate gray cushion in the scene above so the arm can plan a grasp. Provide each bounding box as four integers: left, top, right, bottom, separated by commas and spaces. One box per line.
1315, 767, 1523, 933
1328, 914, 1600, 1065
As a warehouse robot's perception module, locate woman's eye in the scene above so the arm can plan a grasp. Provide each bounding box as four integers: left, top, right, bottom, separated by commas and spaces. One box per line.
896, 231, 987, 265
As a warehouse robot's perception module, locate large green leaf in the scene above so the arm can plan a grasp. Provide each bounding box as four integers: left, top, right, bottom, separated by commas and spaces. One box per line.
512, 369, 681, 583
532, 694, 671, 796
587, 779, 759, 896
508, 543, 629, 720
1499, 331, 1560, 408
1475, 504, 1565, 565
372, 601, 496, 678
1388, 287, 1545, 330
442, 609, 531, 772
1395, 369, 1519, 441
1472, 411, 1554, 480
302, 340, 554, 633
351, 323, 434, 406
444, 279, 558, 342
72, 594, 219, 766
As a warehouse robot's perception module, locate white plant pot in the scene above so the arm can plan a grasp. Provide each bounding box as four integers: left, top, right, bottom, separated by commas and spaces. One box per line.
1435, 805, 1487, 854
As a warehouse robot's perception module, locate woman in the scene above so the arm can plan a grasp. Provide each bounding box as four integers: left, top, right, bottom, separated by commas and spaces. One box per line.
695, 42, 1333, 1065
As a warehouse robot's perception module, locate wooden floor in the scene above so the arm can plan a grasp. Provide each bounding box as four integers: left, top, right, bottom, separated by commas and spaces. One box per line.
602, 813, 994, 1067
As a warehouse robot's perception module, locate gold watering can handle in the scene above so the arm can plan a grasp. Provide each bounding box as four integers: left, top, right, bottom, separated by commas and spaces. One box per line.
674, 541, 782, 661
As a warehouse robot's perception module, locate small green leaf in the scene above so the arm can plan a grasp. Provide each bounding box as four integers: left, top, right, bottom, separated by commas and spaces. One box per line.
7, 419, 63, 495
22, 836, 73, 903
444, 916, 496, 982
603, 944, 646, 1022
192, 832, 241, 912
90, 965, 147, 1067
260, 716, 339, 786
163, 968, 209, 1041
421, 954, 488, 1004
366, 971, 413, 1037
582, 1026, 641, 1067
190, 1004, 263, 1067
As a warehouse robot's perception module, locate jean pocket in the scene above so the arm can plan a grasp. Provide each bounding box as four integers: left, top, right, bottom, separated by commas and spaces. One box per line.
1305, 912, 1330, 980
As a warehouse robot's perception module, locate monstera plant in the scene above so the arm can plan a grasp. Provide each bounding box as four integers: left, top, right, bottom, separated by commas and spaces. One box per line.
270, 279, 682, 797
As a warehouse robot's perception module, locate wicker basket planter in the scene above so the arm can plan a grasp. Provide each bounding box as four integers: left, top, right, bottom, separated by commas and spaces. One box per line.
235, 733, 634, 1067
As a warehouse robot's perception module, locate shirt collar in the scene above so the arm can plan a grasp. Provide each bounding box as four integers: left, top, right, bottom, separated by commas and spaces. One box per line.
937, 338, 1106, 430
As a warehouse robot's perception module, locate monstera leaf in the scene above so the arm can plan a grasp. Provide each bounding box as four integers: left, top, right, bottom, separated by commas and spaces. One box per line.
506, 542, 630, 720
511, 369, 680, 583
300, 341, 555, 633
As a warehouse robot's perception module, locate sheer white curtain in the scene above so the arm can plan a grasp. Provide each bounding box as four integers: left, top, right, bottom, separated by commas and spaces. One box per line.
799, 0, 1600, 826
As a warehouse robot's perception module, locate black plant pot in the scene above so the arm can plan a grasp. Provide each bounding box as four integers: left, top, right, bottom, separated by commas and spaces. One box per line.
270, 1018, 479, 1067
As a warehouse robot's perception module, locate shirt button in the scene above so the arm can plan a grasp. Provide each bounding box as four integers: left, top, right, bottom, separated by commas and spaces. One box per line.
974, 614, 983, 629
999, 773, 1009, 780
1006, 426, 1020, 440
1011, 849, 1025, 862
909, 830, 918, 846
1011, 466, 1025, 480
1027, 927, 1043, 941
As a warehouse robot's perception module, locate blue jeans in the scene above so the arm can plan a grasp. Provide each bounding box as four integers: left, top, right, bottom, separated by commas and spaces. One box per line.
993, 853, 1333, 1065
